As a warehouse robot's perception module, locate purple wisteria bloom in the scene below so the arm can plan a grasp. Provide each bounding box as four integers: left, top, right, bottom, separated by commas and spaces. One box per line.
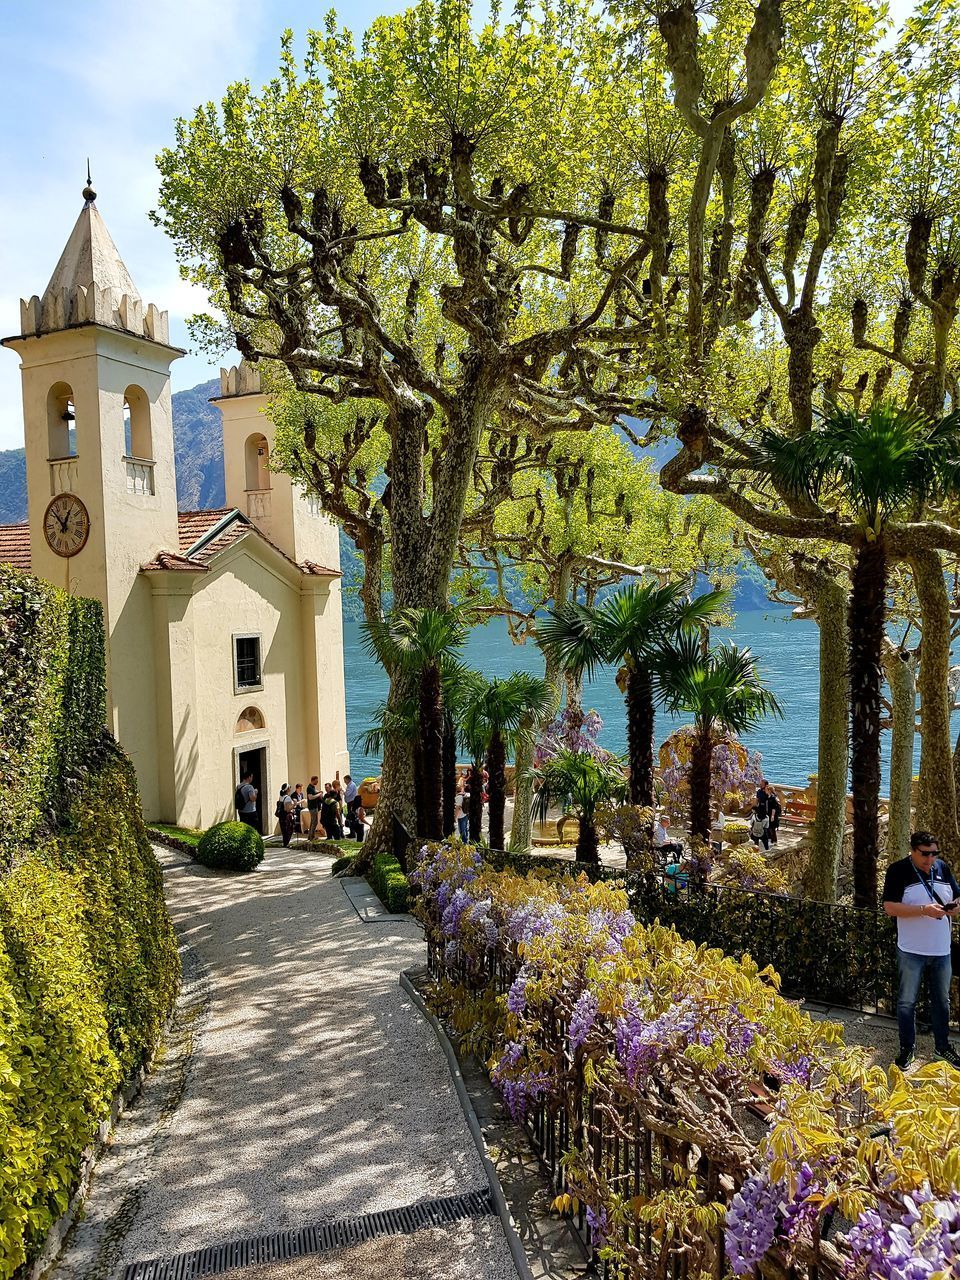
568, 990, 599, 1049
843, 1188, 960, 1279
585, 1203, 610, 1245
725, 1173, 784, 1275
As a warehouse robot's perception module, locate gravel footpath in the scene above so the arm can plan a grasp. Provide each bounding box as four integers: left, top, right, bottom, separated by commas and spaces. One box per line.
52, 845, 519, 1280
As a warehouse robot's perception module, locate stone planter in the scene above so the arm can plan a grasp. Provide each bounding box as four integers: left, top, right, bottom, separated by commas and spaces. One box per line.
359, 777, 381, 810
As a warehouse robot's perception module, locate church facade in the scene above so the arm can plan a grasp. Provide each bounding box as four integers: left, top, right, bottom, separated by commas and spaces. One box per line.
0, 184, 349, 833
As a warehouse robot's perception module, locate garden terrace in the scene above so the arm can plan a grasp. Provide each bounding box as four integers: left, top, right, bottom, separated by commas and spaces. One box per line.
413, 841, 960, 1278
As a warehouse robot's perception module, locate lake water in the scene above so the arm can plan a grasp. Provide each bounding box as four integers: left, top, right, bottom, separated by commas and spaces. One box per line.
342, 608, 947, 790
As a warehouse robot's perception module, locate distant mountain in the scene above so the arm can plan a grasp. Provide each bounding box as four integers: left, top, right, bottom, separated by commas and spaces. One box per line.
0, 377, 226, 520
0, 380, 769, 614
0, 448, 26, 525
167, 379, 226, 510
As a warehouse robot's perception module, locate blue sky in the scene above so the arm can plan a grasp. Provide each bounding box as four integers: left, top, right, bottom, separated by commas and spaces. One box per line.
0, 0, 415, 450
0, 0, 914, 451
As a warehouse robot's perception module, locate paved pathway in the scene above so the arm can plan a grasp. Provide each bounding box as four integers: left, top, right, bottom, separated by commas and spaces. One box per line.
53, 845, 518, 1280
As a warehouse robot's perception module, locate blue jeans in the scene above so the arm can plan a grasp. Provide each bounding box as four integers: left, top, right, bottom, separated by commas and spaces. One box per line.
897, 949, 952, 1051
457, 815, 469, 841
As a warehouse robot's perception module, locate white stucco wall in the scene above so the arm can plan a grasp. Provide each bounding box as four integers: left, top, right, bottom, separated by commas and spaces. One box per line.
149, 535, 348, 830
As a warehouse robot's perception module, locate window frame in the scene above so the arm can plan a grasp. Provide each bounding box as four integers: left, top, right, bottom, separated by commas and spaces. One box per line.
233, 633, 263, 694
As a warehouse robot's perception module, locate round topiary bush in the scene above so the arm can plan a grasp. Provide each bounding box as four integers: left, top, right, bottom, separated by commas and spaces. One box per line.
196, 821, 265, 872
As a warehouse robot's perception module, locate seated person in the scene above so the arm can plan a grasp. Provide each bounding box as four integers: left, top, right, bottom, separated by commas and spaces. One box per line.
653, 814, 684, 859
663, 855, 693, 894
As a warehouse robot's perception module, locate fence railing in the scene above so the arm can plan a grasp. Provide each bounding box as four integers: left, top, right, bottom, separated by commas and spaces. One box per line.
426, 932, 843, 1279
486, 849, 959, 1031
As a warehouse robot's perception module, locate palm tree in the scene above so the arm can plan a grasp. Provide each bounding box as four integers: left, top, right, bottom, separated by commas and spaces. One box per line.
457, 670, 489, 843
537, 582, 727, 806
659, 637, 783, 843
362, 607, 468, 839
460, 673, 554, 851
533, 749, 628, 864
754, 402, 960, 906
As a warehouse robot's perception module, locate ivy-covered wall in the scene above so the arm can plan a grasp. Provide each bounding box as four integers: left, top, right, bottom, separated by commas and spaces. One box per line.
0, 568, 106, 865
0, 567, 179, 1279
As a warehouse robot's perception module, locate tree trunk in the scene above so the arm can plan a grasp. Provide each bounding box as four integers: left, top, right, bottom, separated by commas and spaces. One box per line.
576, 815, 599, 864
910, 548, 960, 855
468, 761, 484, 843
413, 741, 426, 836
358, 675, 418, 874
420, 663, 444, 840
626, 666, 655, 806
486, 731, 507, 852
442, 712, 457, 837
565, 671, 584, 735
801, 572, 849, 903
509, 721, 535, 853
953, 730, 960, 828
883, 641, 917, 865
366, 384, 486, 861
688, 719, 714, 841
849, 539, 886, 908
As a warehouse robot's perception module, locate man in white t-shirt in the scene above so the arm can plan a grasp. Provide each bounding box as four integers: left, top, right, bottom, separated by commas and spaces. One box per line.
882, 830, 960, 1069
653, 815, 683, 859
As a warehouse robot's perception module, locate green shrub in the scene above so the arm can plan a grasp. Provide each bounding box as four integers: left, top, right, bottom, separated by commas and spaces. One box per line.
331, 854, 356, 875
196, 822, 265, 872
368, 852, 410, 914
0, 748, 178, 1280
0, 569, 177, 1279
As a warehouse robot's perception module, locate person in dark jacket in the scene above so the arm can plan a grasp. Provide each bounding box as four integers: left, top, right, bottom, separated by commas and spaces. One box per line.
321, 784, 344, 840
277, 784, 296, 848
766, 788, 782, 845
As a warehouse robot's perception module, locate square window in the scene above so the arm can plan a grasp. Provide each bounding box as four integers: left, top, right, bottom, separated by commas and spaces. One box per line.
234, 635, 262, 690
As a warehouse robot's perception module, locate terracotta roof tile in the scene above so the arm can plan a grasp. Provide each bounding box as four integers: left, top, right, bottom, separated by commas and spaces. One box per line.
177, 508, 233, 553
144, 508, 341, 578
0, 524, 30, 571
140, 550, 207, 573
300, 559, 341, 577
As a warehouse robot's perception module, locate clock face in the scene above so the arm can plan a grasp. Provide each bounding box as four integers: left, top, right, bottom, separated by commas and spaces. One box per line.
44, 493, 90, 558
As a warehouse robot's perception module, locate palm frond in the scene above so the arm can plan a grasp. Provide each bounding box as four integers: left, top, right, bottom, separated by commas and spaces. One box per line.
757, 401, 960, 533
536, 602, 607, 679
353, 695, 418, 757
658, 638, 784, 735
533, 749, 627, 823
360, 605, 469, 675
459, 671, 555, 758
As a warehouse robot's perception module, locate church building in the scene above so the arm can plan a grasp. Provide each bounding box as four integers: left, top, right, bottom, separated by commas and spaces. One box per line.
0, 180, 350, 833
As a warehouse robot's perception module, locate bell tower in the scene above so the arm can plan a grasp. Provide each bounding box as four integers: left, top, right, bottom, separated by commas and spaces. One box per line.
213, 360, 341, 572
2, 175, 183, 817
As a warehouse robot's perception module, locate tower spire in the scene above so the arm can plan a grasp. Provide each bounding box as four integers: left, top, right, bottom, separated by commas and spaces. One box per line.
82, 160, 96, 206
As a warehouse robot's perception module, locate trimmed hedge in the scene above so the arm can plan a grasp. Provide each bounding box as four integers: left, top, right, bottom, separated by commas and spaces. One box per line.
0, 746, 179, 1279
369, 852, 410, 914
0, 568, 105, 867
196, 822, 265, 873
147, 825, 203, 855
0, 567, 178, 1279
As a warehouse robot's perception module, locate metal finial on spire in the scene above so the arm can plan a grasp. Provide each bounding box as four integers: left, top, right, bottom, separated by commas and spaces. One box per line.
82, 159, 96, 205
